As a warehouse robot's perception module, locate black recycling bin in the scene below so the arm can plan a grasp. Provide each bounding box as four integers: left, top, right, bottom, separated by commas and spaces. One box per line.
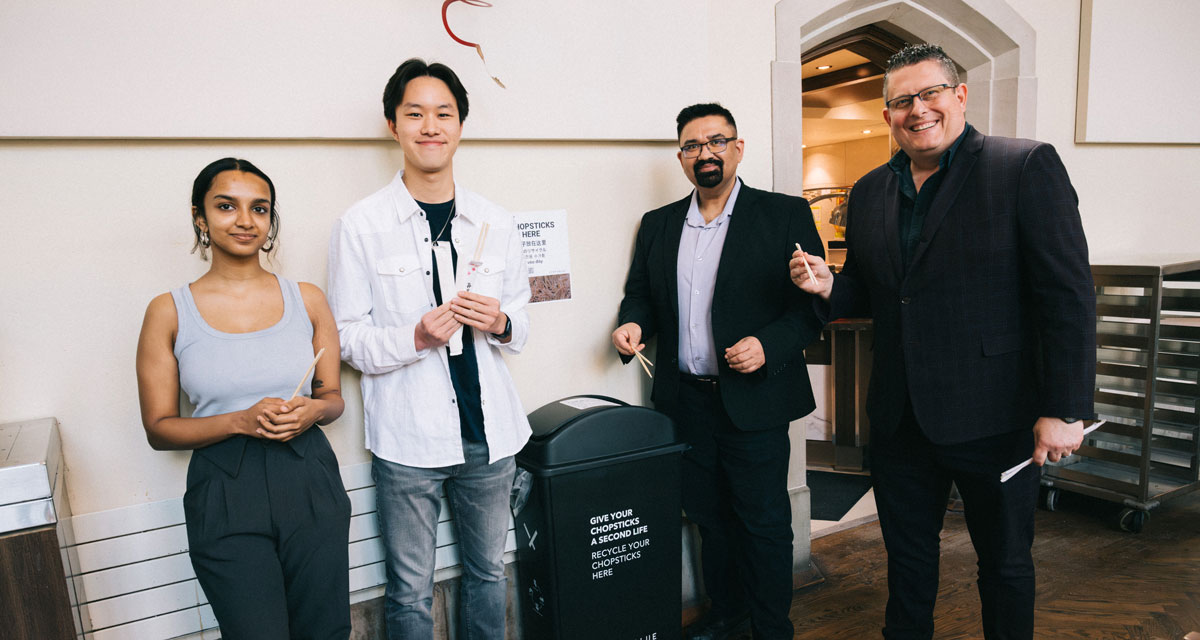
513, 395, 688, 640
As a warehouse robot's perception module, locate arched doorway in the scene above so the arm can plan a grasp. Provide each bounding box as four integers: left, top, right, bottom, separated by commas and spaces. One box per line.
772, 0, 1037, 195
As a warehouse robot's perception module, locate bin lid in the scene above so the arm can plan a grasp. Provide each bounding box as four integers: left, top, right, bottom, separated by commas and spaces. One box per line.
517, 395, 683, 473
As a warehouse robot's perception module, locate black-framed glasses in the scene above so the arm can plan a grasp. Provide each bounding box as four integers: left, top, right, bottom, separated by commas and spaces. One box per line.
680, 137, 737, 158
885, 84, 958, 112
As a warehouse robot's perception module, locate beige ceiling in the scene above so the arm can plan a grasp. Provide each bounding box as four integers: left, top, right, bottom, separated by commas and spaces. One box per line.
801, 50, 870, 79
802, 51, 890, 149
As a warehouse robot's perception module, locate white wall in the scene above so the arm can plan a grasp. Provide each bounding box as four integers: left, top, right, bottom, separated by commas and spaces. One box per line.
1010, 0, 1200, 259
0, 0, 712, 140
0, 2, 780, 516
3, 0, 1198, 518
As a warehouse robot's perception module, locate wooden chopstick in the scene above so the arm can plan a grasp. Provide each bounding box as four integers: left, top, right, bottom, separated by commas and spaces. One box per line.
472, 223, 490, 264
465, 223, 491, 291
632, 349, 654, 378
795, 242, 817, 286
287, 347, 326, 400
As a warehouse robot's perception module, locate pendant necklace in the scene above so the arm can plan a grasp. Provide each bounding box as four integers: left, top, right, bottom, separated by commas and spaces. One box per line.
432, 200, 456, 247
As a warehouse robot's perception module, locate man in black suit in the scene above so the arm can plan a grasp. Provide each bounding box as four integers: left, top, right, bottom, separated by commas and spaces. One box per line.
614, 103, 824, 640
791, 44, 1097, 639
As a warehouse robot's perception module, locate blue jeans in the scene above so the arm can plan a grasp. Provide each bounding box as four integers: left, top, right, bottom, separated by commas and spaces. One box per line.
372, 440, 516, 640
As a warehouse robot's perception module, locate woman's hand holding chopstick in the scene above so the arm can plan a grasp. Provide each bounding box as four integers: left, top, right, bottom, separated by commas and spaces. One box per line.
257, 396, 324, 442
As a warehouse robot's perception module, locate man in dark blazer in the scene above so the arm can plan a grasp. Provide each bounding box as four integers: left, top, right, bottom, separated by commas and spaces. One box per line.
791, 44, 1096, 639
614, 103, 824, 640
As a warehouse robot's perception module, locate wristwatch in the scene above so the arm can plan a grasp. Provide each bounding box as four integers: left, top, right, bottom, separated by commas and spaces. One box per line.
492, 315, 512, 341
1060, 417, 1079, 424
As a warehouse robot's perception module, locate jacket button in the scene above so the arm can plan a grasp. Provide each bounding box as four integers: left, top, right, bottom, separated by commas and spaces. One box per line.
900, 296, 911, 304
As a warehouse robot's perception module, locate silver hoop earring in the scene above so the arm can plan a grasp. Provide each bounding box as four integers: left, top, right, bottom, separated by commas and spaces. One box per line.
261, 236, 275, 253
200, 231, 210, 247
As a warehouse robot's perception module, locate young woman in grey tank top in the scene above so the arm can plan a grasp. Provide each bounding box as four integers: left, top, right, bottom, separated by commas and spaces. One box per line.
135, 158, 351, 640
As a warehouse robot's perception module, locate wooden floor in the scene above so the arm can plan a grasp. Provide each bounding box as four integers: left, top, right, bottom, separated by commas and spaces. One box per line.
768, 488, 1200, 640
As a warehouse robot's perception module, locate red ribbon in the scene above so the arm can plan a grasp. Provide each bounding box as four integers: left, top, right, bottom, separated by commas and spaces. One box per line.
442, 0, 493, 48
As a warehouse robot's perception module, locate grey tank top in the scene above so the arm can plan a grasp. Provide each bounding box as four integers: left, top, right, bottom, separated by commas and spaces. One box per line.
171, 274, 315, 420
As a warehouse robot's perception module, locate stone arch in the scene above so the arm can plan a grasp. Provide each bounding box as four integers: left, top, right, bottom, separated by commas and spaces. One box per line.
772, 0, 1037, 194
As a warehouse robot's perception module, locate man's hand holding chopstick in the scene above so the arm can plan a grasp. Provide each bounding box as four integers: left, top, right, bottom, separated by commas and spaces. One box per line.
612, 322, 645, 357
789, 249, 834, 299
414, 303, 462, 351
1031, 417, 1085, 465
450, 291, 508, 339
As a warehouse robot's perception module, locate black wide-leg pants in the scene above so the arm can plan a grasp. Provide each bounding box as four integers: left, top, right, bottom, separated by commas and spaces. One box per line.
184, 428, 352, 640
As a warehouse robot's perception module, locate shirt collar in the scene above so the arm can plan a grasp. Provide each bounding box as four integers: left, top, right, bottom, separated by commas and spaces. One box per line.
685, 177, 741, 229
390, 169, 476, 223
888, 122, 974, 177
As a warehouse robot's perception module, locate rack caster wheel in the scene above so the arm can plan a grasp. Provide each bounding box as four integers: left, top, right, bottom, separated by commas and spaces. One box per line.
1118, 508, 1148, 533
1041, 487, 1060, 512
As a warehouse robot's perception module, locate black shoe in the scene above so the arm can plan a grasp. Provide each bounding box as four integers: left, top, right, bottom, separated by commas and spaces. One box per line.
685, 610, 751, 640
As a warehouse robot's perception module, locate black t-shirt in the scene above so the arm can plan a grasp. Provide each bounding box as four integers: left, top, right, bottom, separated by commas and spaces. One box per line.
419, 199, 486, 443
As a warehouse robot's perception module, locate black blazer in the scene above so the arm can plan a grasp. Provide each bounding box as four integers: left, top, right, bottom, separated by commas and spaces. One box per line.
618, 182, 825, 430
829, 128, 1097, 444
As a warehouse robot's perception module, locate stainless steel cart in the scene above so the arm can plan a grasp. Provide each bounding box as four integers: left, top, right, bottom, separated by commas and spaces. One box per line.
1041, 256, 1200, 532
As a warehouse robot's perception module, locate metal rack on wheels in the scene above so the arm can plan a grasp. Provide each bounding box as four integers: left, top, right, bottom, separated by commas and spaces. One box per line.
1041, 257, 1200, 533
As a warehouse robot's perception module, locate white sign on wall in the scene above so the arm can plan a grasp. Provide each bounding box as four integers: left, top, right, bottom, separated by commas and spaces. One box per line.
516, 210, 571, 303
1076, 0, 1200, 144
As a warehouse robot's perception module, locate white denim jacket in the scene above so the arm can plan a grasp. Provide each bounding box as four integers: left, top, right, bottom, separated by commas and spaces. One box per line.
328, 170, 532, 467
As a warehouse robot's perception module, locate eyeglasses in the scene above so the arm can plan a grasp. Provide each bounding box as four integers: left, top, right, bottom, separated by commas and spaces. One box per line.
680, 137, 737, 158
885, 84, 958, 112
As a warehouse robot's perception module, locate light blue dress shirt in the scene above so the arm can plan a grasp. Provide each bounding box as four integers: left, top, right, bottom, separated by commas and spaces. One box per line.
677, 178, 741, 375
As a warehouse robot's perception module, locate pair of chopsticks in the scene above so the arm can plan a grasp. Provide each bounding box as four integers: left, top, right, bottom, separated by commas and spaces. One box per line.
465, 223, 491, 291
999, 420, 1105, 483
632, 349, 654, 379
795, 243, 817, 286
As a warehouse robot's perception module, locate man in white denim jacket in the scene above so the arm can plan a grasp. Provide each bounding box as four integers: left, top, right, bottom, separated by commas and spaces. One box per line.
327, 58, 531, 640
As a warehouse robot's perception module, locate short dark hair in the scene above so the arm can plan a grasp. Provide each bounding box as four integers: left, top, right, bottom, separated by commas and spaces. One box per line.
382, 58, 470, 123
676, 103, 737, 139
190, 157, 279, 260
883, 43, 960, 99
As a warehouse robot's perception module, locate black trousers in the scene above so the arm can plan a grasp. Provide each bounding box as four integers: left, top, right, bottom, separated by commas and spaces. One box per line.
184, 428, 352, 640
870, 408, 1040, 640
669, 381, 794, 640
